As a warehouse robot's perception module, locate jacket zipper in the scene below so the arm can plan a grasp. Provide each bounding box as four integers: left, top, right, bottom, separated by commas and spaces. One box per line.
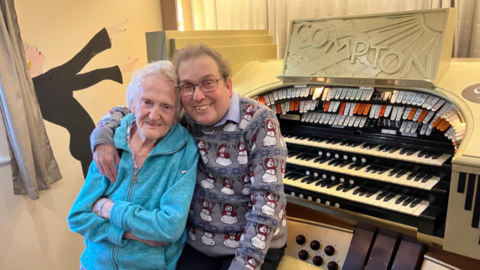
110, 139, 187, 269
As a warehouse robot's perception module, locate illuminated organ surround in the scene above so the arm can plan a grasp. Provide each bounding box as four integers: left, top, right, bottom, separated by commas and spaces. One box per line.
232, 8, 480, 269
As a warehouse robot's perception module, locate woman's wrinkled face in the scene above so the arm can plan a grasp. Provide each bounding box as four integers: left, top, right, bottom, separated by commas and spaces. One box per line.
134, 75, 177, 141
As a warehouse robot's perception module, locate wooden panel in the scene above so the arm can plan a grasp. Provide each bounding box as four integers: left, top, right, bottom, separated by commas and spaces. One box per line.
343, 228, 375, 270
391, 240, 426, 270
365, 234, 398, 270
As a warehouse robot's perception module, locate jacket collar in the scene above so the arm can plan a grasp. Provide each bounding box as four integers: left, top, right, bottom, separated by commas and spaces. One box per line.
114, 113, 187, 155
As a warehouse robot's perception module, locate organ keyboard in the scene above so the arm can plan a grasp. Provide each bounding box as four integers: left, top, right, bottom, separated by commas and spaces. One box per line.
232, 7, 480, 265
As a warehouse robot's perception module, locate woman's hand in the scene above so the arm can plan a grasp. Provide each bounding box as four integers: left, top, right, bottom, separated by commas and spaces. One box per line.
92, 198, 114, 219
124, 232, 168, 247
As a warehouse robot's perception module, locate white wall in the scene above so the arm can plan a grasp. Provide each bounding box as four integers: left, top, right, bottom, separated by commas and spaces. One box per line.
0, 1, 163, 269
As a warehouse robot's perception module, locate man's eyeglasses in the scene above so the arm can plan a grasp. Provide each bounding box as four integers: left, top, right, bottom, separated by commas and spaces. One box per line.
176, 79, 222, 97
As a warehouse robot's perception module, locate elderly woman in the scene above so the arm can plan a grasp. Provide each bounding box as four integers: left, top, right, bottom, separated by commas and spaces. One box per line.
68, 61, 198, 270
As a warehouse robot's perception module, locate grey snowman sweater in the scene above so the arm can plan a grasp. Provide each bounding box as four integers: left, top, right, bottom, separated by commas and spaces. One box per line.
90, 95, 288, 270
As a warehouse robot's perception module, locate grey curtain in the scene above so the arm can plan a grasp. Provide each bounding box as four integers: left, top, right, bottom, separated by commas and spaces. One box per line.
0, 0, 62, 200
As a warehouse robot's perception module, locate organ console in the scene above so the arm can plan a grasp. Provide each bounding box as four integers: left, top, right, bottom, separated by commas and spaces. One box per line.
232, 8, 480, 269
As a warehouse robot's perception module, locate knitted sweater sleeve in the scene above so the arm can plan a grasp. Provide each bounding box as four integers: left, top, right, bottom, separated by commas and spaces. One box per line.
229, 107, 288, 270
90, 106, 131, 152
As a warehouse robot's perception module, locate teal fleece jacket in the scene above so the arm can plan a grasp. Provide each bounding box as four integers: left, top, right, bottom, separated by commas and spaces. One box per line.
68, 114, 199, 270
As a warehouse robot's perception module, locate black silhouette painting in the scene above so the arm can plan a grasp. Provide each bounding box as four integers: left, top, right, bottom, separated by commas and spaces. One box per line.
24, 20, 138, 177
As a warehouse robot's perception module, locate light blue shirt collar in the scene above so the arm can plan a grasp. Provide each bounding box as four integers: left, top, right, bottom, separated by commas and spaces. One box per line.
213, 91, 240, 127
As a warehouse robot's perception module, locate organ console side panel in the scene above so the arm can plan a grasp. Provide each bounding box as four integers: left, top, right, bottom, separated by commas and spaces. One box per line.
231, 8, 480, 264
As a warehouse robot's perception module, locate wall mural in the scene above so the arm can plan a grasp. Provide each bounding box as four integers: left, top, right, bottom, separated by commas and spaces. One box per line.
24, 20, 138, 177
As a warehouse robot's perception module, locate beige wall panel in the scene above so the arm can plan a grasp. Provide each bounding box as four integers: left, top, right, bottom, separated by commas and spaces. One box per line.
0, 1, 163, 269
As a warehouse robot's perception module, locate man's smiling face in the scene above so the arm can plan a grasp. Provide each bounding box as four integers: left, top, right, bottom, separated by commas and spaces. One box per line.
178, 56, 233, 126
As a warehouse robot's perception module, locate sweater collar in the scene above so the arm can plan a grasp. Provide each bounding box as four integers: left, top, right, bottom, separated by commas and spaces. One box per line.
114, 113, 187, 155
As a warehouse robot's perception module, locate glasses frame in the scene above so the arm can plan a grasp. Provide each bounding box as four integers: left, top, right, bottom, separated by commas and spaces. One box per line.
176, 78, 222, 97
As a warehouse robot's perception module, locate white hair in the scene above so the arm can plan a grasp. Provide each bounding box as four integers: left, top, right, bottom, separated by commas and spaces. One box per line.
125, 61, 182, 120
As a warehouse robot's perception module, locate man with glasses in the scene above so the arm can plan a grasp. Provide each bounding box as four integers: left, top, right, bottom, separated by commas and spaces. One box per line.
90, 43, 287, 270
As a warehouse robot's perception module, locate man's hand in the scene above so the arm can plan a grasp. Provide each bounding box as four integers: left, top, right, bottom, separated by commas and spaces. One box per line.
123, 232, 168, 247
94, 144, 120, 182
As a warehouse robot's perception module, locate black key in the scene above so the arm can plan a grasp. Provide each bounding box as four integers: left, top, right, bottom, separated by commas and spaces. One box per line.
402, 197, 415, 206
331, 139, 342, 145
431, 152, 443, 160
421, 175, 433, 183
318, 158, 330, 164
343, 185, 356, 192
389, 147, 400, 153
395, 195, 408, 204
376, 145, 387, 152
326, 138, 335, 144
383, 193, 396, 202
383, 146, 393, 152
367, 144, 377, 150
328, 159, 337, 166
353, 188, 364, 195
313, 157, 323, 163
399, 148, 409, 155
376, 192, 389, 200
458, 172, 467, 193
326, 182, 338, 189
355, 164, 368, 171
410, 199, 422, 208
336, 184, 347, 191
304, 155, 316, 161
414, 174, 426, 182
407, 173, 419, 180
320, 181, 330, 188
365, 189, 378, 198
339, 161, 351, 168
418, 149, 429, 158
364, 165, 375, 173
315, 137, 328, 142
315, 180, 327, 186
333, 160, 342, 167
288, 152, 297, 158
406, 149, 416, 156
377, 167, 389, 174
396, 171, 408, 178
389, 169, 401, 177
361, 143, 370, 149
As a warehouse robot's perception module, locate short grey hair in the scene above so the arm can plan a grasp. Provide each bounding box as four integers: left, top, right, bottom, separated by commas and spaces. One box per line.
125, 61, 182, 120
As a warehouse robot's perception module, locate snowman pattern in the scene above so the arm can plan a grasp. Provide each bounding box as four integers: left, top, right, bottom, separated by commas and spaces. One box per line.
221, 177, 234, 195
245, 256, 259, 270
239, 104, 255, 130
278, 204, 287, 227
244, 201, 253, 218
261, 192, 277, 216
223, 232, 241, 248
250, 224, 269, 250
220, 203, 238, 224
224, 120, 238, 132
236, 141, 248, 165
240, 174, 251, 195
201, 173, 216, 189
200, 199, 213, 222
216, 144, 232, 166
251, 192, 257, 212
188, 227, 196, 241
261, 158, 278, 183
262, 119, 277, 147
250, 133, 257, 151
249, 163, 256, 184
189, 202, 195, 216
197, 139, 210, 164
201, 231, 216, 246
